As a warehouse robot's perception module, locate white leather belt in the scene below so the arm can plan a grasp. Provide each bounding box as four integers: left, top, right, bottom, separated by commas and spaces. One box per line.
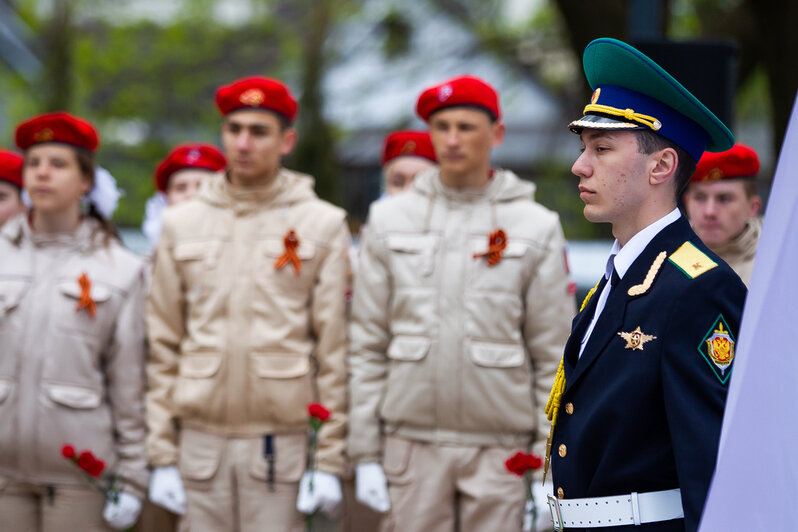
547, 489, 683, 530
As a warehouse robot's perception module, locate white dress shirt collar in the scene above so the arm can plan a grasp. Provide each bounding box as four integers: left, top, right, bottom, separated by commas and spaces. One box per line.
609, 208, 681, 281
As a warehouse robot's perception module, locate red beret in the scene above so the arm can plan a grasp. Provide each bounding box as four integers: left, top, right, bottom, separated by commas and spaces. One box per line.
0, 149, 24, 188
416, 75, 501, 122
690, 143, 760, 183
15, 112, 100, 153
215, 76, 298, 122
382, 130, 437, 165
154, 143, 227, 192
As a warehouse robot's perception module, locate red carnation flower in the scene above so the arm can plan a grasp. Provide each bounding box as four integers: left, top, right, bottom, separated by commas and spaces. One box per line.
308, 403, 331, 422
505, 451, 528, 476
77, 450, 96, 473
526, 454, 543, 470
88, 458, 106, 478
504, 451, 543, 477
61, 444, 76, 460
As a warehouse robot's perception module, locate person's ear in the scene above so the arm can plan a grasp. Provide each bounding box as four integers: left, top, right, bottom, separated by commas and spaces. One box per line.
649, 147, 678, 187
749, 195, 762, 217
491, 121, 506, 148
280, 128, 298, 156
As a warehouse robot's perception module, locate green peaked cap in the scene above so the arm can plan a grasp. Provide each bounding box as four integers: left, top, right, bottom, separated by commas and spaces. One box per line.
582, 38, 734, 153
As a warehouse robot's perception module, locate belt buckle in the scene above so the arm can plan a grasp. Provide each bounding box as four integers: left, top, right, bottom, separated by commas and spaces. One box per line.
547, 494, 564, 532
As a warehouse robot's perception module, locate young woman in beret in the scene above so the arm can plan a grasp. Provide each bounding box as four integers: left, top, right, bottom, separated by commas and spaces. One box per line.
0, 112, 149, 531
141, 142, 226, 249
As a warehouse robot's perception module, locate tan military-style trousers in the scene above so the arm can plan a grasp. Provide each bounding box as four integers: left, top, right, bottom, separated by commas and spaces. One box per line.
379, 435, 527, 532
178, 429, 307, 532
0, 480, 113, 532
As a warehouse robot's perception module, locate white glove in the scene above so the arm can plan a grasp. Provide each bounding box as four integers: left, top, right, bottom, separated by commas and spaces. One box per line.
103, 492, 142, 530
296, 470, 342, 517
528, 481, 554, 532
149, 465, 186, 515
355, 462, 390, 513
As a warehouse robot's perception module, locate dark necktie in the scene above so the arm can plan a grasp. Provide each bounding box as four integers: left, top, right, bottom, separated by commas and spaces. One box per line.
609, 267, 621, 293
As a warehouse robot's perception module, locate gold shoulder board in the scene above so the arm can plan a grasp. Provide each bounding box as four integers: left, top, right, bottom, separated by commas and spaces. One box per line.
668, 241, 718, 279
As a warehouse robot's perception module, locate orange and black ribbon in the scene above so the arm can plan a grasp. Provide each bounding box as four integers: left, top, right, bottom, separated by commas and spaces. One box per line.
76, 273, 97, 318
473, 229, 507, 267
274, 230, 302, 276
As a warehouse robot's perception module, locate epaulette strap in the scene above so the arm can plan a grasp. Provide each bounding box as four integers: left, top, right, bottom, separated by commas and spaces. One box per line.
668, 241, 717, 279
542, 280, 600, 483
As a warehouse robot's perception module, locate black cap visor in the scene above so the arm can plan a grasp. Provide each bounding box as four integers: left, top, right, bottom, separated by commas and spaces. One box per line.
568, 114, 648, 134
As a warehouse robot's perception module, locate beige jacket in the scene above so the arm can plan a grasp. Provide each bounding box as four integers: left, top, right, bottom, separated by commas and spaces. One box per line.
146, 170, 349, 475
0, 216, 149, 497
349, 169, 575, 464
709, 217, 761, 287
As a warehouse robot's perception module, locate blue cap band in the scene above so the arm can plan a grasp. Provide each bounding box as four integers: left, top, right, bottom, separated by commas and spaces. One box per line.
580, 85, 709, 162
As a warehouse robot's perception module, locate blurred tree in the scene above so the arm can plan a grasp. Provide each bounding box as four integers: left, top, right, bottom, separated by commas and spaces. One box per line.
41, 0, 75, 111
285, 0, 344, 206
694, 0, 798, 158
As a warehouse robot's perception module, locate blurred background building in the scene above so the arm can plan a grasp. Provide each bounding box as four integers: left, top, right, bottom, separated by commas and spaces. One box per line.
2, 0, 795, 294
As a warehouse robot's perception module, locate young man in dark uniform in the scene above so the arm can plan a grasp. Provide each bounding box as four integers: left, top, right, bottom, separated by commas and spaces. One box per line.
545, 38, 747, 532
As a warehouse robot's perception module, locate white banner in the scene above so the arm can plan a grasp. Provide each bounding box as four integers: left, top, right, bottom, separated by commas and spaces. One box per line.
700, 92, 798, 531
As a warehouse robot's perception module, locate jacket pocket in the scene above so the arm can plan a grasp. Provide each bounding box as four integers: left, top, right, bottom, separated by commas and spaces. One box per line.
40, 383, 115, 472
173, 240, 223, 301
45, 383, 103, 409
385, 234, 438, 279
380, 337, 435, 428
260, 238, 317, 261
56, 279, 114, 339
178, 428, 224, 484
386, 336, 432, 362
468, 236, 529, 294
249, 432, 307, 484
247, 353, 314, 427
381, 435, 415, 486
0, 281, 27, 314
468, 341, 525, 368
0, 280, 29, 332
461, 340, 535, 432
173, 354, 224, 421
254, 237, 319, 306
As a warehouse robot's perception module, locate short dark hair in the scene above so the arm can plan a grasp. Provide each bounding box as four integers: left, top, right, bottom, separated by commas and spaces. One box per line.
741, 178, 758, 198
634, 130, 697, 199
272, 111, 293, 132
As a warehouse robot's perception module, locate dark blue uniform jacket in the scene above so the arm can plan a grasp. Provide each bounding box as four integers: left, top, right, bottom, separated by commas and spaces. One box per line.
551, 216, 747, 532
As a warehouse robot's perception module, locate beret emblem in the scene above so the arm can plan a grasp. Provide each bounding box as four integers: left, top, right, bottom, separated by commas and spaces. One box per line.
34, 128, 54, 142
438, 84, 453, 102
239, 88, 265, 106
707, 168, 724, 181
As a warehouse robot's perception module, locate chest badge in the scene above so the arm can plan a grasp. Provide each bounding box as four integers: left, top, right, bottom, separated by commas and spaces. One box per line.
274, 230, 302, 276
618, 326, 656, 351
473, 228, 507, 266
